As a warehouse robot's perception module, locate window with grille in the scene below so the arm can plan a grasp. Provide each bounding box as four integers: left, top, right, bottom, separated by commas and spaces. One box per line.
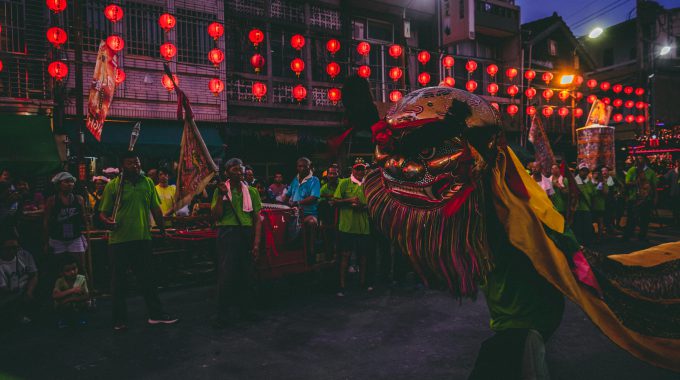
176, 8, 215, 65
225, 25, 249, 73
0, 0, 25, 53
125, 2, 163, 58
227, 78, 263, 102
270, 29, 303, 79
310, 6, 341, 31
311, 37, 346, 82
226, 0, 265, 17
271, 0, 305, 24
81, 0, 112, 52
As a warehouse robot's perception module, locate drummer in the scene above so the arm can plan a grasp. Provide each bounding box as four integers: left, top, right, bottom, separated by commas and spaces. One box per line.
282, 157, 320, 264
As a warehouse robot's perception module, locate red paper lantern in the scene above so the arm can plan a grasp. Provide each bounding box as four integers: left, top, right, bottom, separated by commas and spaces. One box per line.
389, 90, 403, 102
293, 84, 307, 102
104, 4, 123, 23
524, 70, 536, 81
160, 42, 177, 60
558, 90, 570, 102
208, 78, 224, 96
388, 67, 402, 81
465, 60, 477, 73
506, 85, 519, 97
586, 79, 597, 89
48, 61, 68, 81
602, 97, 611, 105
487, 83, 499, 96
46, 0, 67, 14
208, 22, 224, 41
418, 72, 431, 86
635, 115, 645, 124
542, 89, 554, 100
327, 88, 341, 104
526, 106, 537, 116
575, 92, 583, 100
291, 58, 305, 77
625, 115, 635, 123
465, 80, 478, 92
525, 87, 537, 99
624, 100, 634, 108
357, 65, 371, 79
326, 39, 341, 55
443, 76, 455, 87
507, 104, 518, 116
388, 44, 403, 59
613, 113, 623, 123
486, 64, 498, 77
442, 55, 455, 68
600, 81, 611, 91
624, 86, 634, 95
357, 41, 370, 56
635, 101, 645, 109
612, 84, 622, 94
542, 107, 554, 117
542, 72, 553, 84
558, 107, 569, 117
574, 108, 584, 118
587, 94, 597, 103
291, 34, 305, 50
106, 35, 124, 52
208, 48, 224, 66
159, 13, 176, 32
505, 67, 518, 80
635, 88, 645, 96
248, 29, 264, 47
417, 51, 430, 65
250, 53, 265, 73
114, 68, 125, 84
252, 82, 267, 100
613, 99, 623, 107
575, 75, 584, 86
326, 62, 341, 79
161, 74, 178, 91
46, 27, 67, 48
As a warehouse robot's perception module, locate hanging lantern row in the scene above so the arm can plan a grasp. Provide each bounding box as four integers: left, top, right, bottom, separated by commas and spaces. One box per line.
417, 51, 430, 65
328, 88, 341, 104
389, 90, 403, 102
327, 39, 341, 56
250, 54, 265, 73
160, 42, 177, 60
106, 35, 124, 52
291, 58, 304, 77
291, 34, 305, 50
389, 45, 403, 59
326, 62, 340, 79
162, 74, 178, 91
418, 72, 430, 86
115, 68, 125, 84
249, 28, 264, 47
357, 65, 371, 79
208, 48, 224, 67
48, 61, 68, 81
443, 77, 455, 87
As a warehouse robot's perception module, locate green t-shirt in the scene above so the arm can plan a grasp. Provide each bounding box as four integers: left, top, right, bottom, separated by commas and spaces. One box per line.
320, 182, 338, 200
625, 166, 658, 201
591, 181, 607, 212
53, 274, 89, 306
550, 177, 568, 214
575, 178, 594, 212
100, 175, 161, 245
211, 186, 262, 227
333, 178, 369, 235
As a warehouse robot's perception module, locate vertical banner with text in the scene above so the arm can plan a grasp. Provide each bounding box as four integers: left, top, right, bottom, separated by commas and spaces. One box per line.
85, 41, 117, 141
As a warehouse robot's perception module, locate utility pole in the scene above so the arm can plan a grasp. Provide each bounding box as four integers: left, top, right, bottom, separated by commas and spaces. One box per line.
74, 0, 85, 159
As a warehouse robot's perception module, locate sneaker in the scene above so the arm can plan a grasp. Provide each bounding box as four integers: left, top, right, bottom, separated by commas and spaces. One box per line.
78, 318, 88, 327
19, 316, 31, 325
113, 323, 127, 332
148, 314, 179, 325
336, 290, 345, 297
366, 286, 374, 292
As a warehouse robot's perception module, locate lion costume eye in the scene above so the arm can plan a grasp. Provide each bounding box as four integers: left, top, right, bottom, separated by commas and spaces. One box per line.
419, 147, 437, 160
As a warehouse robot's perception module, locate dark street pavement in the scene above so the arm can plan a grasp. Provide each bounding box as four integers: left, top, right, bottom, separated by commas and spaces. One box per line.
1, 221, 679, 380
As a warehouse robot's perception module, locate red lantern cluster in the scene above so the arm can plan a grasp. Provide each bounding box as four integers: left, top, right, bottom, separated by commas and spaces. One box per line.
443, 77, 455, 87
291, 58, 305, 77
574, 108, 584, 118
418, 72, 431, 86
558, 107, 569, 117
600, 81, 611, 91
291, 34, 305, 50
524, 70, 536, 81
208, 48, 224, 66
249, 29, 264, 47
505, 67, 518, 80
465, 60, 477, 73
48, 61, 68, 81
586, 79, 598, 89
326, 62, 341, 79
466, 80, 478, 92
250, 54, 265, 73
526, 106, 536, 116
208, 23, 224, 41
417, 51, 430, 65
388, 45, 402, 59
357, 65, 371, 79
104, 4, 123, 23
326, 39, 341, 56
208, 78, 224, 96
293, 84, 307, 102
506, 85, 519, 97
542, 72, 553, 84
357, 41, 371, 56
507, 104, 518, 116
159, 13, 176, 32
252, 82, 267, 100
114, 68, 125, 85
542, 89, 554, 100
160, 42, 177, 60
106, 35, 124, 52
635, 88, 645, 96
542, 107, 554, 117
327, 88, 341, 104
487, 83, 499, 96
525, 87, 537, 99
46, 27, 67, 48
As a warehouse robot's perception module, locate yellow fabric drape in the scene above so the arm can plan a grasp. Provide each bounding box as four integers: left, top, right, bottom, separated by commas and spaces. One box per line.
491, 147, 680, 372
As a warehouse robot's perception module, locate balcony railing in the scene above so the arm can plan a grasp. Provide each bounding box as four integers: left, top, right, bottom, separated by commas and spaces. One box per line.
0, 55, 50, 100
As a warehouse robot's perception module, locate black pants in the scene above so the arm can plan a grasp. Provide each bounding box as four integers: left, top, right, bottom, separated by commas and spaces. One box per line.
572, 210, 593, 245
216, 226, 254, 320
671, 194, 680, 224
624, 201, 652, 239
110, 240, 163, 323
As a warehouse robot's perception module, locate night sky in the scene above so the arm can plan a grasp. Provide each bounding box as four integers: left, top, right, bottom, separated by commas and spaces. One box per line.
517, 0, 678, 36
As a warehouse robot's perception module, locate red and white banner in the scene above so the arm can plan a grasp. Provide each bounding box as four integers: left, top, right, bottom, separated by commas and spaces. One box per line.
85, 41, 117, 141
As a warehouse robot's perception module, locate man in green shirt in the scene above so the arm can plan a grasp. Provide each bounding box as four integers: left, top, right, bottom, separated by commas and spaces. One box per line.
572, 164, 595, 245
211, 158, 262, 328
334, 158, 372, 296
623, 155, 658, 241
99, 151, 178, 331
319, 165, 340, 261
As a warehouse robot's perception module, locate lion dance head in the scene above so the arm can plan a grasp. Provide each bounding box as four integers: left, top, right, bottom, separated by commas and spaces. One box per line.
365, 86, 504, 297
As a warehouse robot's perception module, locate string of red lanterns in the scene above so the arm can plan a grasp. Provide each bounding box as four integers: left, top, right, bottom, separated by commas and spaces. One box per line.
208, 48, 224, 67
250, 54, 265, 73
249, 29, 264, 47
293, 84, 307, 102
46, 0, 67, 14
48, 61, 68, 81
326, 62, 341, 80
326, 39, 341, 56
418, 72, 431, 86
252, 82, 267, 101
328, 88, 341, 104
160, 42, 177, 60
161, 74, 178, 91
357, 42, 371, 56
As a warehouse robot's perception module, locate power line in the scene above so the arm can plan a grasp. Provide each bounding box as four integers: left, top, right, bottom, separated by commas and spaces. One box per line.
570, 0, 633, 30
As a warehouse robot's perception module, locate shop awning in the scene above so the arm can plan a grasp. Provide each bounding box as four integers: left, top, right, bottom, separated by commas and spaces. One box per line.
0, 114, 62, 175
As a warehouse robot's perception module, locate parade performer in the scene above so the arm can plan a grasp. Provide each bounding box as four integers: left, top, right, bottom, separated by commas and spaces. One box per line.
361, 86, 680, 378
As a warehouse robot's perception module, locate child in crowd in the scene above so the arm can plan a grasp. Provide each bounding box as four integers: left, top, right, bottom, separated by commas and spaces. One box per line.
52, 256, 90, 328
0, 231, 38, 325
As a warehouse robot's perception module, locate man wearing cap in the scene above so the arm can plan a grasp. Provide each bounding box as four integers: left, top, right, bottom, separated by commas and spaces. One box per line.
99, 151, 178, 331
334, 158, 373, 296
572, 164, 595, 245
282, 157, 321, 263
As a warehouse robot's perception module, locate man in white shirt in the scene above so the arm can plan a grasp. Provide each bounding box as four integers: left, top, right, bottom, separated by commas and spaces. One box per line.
530, 162, 554, 197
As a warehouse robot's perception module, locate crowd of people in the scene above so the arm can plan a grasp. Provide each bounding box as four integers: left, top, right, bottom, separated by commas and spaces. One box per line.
528, 156, 680, 246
